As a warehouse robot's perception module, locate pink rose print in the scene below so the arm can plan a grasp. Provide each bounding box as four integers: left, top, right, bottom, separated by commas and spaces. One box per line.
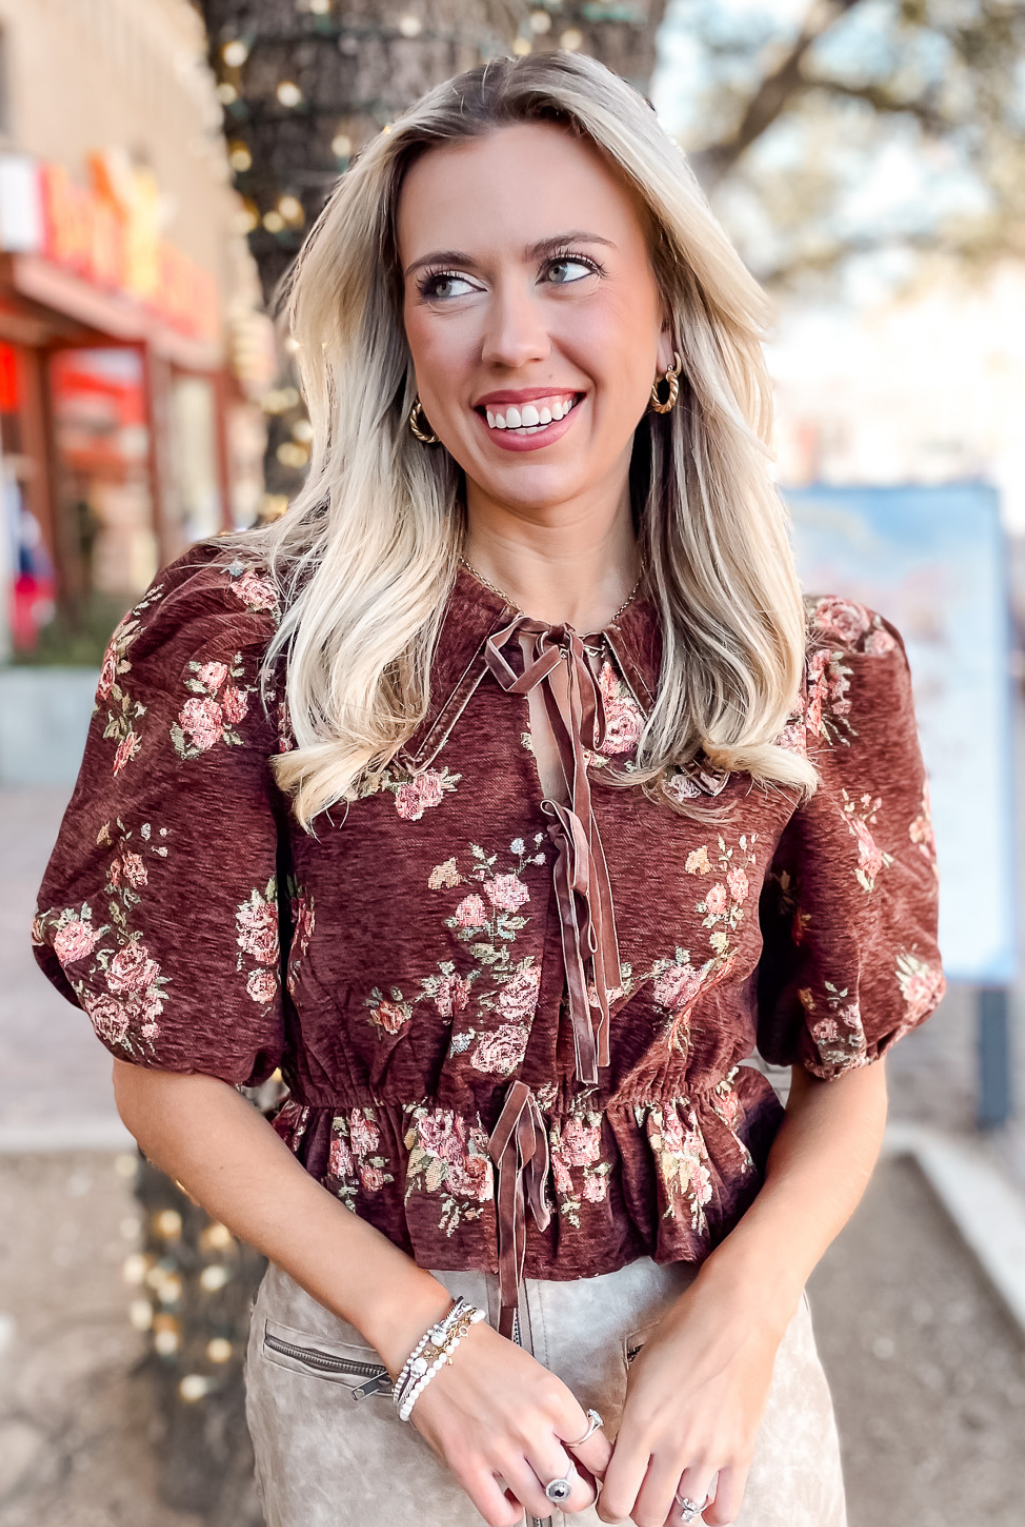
864, 628, 897, 656
582, 1172, 608, 1203
855, 819, 885, 881
121, 851, 148, 888
84, 991, 131, 1046
685, 846, 711, 875
395, 782, 423, 820
417, 1112, 466, 1165
552, 1156, 574, 1194
196, 661, 229, 691
897, 953, 945, 1024
704, 883, 727, 917
370, 999, 410, 1034
561, 1116, 602, 1166
113, 732, 141, 775
349, 1112, 381, 1157
809, 597, 872, 646
470, 1024, 529, 1076
231, 569, 279, 612
483, 874, 530, 913
454, 894, 488, 928
417, 771, 445, 809
247, 969, 279, 1004
97, 648, 118, 701
597, 662, 643, 754
653, 961, 704, 1013
726, 866, 749, 904
180, 696, 224, 752
236, 898, 279, 965
329, 1134, 354, 1179
497, 964, 541, 1023
446, 1153, 491, 1202
435, 973, 471, 1017
107, 941, 161, 995
359, 1163, 387, 1193
54, 919, 101, 965
221, 685, 249, 725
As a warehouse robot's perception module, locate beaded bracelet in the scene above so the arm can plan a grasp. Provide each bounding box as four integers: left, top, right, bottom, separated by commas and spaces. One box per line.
392, 1295, 468, 1405
393, 1300, 483, 1416
394, 1301, 487, 1421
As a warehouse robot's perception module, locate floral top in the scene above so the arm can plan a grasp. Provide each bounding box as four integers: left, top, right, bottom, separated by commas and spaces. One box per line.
32, 541, 945, 1340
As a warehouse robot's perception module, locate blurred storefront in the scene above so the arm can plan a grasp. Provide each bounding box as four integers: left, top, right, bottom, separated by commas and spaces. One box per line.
0, 0, 275, 659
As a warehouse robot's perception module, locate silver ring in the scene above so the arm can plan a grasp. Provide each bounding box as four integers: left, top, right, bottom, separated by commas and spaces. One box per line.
544, 1461, 578, 1503
676, 1495, 704, 1523
564, 1407, 604, 1447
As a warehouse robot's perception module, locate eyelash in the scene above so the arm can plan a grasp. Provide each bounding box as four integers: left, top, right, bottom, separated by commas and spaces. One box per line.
415, 249, 606, 301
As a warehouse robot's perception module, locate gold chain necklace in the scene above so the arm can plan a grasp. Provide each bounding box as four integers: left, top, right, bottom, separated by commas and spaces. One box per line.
457, 552, 647, 629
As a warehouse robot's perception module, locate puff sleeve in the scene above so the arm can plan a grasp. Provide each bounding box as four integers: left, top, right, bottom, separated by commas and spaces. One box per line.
755, 596, 946, 1080
31, 543, 292, 1090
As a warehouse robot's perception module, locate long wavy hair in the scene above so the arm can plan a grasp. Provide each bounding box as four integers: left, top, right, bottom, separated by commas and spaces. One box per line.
211, 49, 820, 830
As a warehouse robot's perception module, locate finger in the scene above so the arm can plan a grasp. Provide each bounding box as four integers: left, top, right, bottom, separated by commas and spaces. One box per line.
559, 1409, 613, 1481
671, 1463, 719, 1525
699, 1463, 746, 1525
459, 1464, 527, 1527
514, 1441, 596, 1520
593, 1434, 651, 1523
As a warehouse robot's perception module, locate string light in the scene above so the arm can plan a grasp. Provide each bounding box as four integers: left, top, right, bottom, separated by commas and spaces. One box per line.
229, 142, 253, 171
276, 80, 303, 108
398, 14, 422, 36
531, 10, 553, 33
278, 194, 304, 223
154, 1209, 182, 1239
216, 82, 237, 104
199, 1264, 231, 1292
513, 37, 532, 55
262, 209, 285, 232
331, 131, 353, 158
200, 1222, 235, 1252
207, 1339, 234, 1364
222, 39, 249, 67
560, 28, 584, 50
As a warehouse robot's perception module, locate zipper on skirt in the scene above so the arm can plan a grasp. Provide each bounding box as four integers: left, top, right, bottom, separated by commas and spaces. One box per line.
263, 1330, 392, 1399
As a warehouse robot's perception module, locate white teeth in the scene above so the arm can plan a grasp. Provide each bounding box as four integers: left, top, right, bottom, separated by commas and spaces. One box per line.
482, 394, 579, 430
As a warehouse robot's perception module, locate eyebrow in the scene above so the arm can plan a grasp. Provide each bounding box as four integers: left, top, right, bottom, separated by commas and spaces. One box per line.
402, 231, 616, 279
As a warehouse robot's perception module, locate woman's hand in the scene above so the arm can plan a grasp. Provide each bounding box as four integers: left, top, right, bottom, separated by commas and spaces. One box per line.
408, 1317, 613, 1527
595, 1272, 789, 1527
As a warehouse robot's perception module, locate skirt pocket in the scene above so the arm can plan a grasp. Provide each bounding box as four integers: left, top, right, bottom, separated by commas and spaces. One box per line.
260, 1315, 393, 1400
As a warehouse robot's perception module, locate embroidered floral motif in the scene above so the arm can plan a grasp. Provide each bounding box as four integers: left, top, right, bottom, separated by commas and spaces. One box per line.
798, 981, 867, 1072
638, 1099, 714, 1234
235, 879, 279, 1005
549, 1106, 611, 1227
909, 782, 940, 879
355, 763, 462, 818
33, 819, 173, 1057
171, 651, 256, 760
402, 1102, 494, 1234
896, 950, 946, 1025
329, 1107, 396, 1211
587, 657, 643, 766
223, 559, 281, 618
805, 595, 898, 656
285, 877, 315, 1000
271, 1097, 310, 1154
838, 789, 894, 893
95, 589, 166, 775
709, 1067, 754, 1172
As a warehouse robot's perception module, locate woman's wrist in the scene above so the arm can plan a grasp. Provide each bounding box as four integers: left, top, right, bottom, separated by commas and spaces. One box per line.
357, 1269, 466, 1380
689, 1239, 804, 1341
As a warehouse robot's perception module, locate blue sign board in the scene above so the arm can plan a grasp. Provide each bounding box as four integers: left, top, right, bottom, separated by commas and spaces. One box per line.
783, 481, 1018, 986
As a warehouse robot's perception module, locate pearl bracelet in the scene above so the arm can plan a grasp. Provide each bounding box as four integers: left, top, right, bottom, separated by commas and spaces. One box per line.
392, 1295, 468, 1405
393, 1301, 483, 1414
394, 1302, 486, 1421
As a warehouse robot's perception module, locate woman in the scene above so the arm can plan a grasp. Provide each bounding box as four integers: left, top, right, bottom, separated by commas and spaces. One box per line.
32, 50, 945, 1527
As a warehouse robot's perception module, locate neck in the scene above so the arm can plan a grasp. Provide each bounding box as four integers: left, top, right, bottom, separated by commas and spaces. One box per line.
460, 479, 642, 632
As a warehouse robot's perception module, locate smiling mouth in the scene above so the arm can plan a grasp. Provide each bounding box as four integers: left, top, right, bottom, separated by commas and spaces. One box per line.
475, 393, 585, 434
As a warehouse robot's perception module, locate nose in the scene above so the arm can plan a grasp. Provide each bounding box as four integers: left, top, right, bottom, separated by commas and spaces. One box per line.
480, 276, 551, 370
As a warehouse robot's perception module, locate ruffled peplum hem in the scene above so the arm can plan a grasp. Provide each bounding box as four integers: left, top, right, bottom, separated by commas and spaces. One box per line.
268, 1062, 787, 1299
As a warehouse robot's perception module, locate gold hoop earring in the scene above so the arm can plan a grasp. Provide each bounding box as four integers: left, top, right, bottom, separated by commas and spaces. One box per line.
409, 395, 441, 445
648, 350, 683, 414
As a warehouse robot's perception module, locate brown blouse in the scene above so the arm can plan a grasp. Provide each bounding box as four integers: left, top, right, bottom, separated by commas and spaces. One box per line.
32, 541, 946, 1339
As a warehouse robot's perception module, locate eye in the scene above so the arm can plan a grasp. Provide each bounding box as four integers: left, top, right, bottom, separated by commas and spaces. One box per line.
545, 255, 602, 285
416, 270, 477, 301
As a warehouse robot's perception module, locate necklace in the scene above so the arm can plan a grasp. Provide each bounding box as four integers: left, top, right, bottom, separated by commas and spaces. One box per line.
457, 552, 647, 630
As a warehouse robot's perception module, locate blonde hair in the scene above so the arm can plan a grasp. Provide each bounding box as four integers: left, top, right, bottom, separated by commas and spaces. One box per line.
212, 50, 820, 830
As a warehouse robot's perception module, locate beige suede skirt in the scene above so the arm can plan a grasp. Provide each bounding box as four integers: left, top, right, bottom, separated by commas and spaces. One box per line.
243, 1254, 848, 1527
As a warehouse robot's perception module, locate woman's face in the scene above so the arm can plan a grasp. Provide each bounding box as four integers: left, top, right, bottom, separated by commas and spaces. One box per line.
397, 120, 674, 516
